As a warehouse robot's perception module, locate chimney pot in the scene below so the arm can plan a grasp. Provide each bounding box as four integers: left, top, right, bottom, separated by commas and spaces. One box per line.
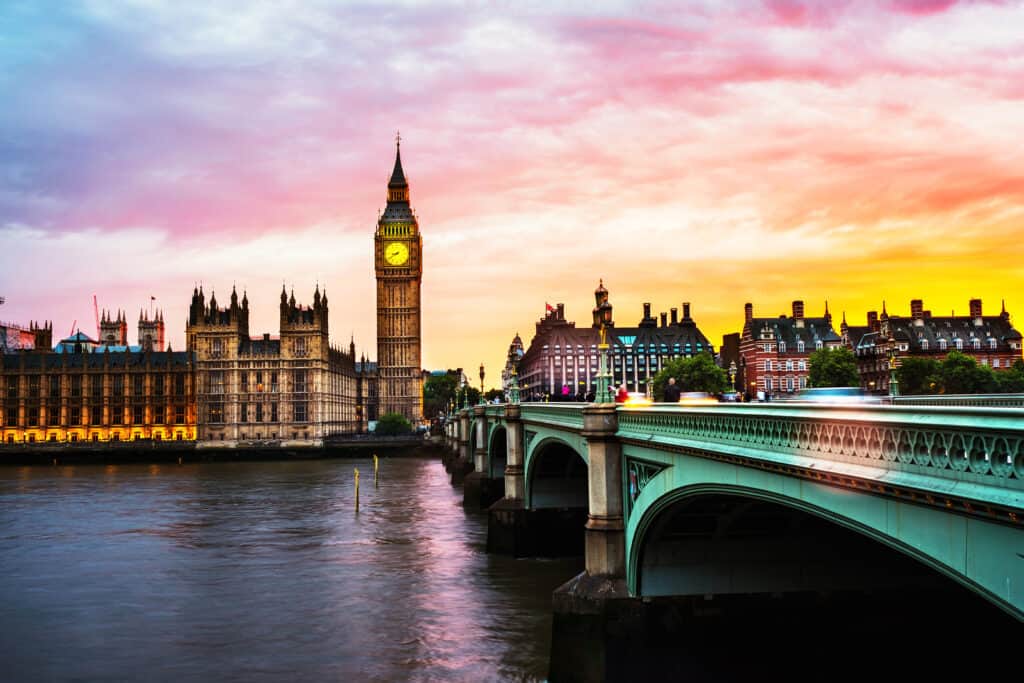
670, 308, 678, 325
682, 302, 691, 320
969, 298, 983, 319
660, 312, 668, 327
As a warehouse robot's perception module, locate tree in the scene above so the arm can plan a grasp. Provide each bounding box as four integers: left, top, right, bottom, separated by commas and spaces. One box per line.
807, 347, 859, 388
375, 412, 412, 435
994, 359, 1024, 393
424, 372, 458, 418
937, 351, 996, 394
484, 388, 504, 402
650, 353, 728, 400
895, 357, 940, 395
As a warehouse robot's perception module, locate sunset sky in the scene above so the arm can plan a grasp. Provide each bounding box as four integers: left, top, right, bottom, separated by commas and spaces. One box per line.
2, 0, 1023, 388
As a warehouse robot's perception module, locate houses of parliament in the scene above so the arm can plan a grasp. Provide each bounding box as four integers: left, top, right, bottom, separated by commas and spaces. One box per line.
0, 140, 425, 445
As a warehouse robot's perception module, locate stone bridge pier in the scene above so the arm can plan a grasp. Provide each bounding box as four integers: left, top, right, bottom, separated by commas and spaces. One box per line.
463, 405, 505, 509
448, 409, 474, 485
548, 404, 638, 682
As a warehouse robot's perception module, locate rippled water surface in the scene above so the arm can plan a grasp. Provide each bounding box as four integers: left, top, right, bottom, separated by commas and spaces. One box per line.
0, 457, 581, 682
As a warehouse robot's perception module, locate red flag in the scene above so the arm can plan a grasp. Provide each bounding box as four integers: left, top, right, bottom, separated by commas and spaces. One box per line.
545, 302, 555, 313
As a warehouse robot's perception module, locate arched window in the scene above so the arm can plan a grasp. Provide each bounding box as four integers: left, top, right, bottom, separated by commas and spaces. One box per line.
921, 340, 929, 350
938, 339, 947, 350
954, 338, 963, 350
797, 341, 805, 352
989, 338, 998, 349
778, 341, 786, 353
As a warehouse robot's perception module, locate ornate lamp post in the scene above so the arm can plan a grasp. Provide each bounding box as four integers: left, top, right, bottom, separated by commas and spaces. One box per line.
508, 365, 521, 404
888, 334, 900, 397
592, 280, 614, 403
479, 363, 486, 404
728, 360, 737, 391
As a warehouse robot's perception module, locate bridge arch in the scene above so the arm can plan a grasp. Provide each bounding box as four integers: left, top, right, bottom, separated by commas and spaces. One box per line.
487, 424, 507, 480
526, 437, 588, 510
629, 482, 1022, 619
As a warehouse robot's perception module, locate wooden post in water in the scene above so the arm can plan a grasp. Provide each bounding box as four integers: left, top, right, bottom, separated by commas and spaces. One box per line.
373, 454, 379, 488
354, 468, 360, 513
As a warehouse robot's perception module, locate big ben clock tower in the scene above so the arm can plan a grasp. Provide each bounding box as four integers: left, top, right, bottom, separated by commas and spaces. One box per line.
375, 134, 423, 424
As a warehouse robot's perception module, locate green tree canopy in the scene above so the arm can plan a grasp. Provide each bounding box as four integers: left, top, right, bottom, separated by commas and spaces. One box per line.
424, 372, 458, 418
375, 412, 412, 435
995, 359, 1024, 393
650, 353, 728, 400
895, 357, 940, 395
807, 347, 859, 388
937, 351, 996, 394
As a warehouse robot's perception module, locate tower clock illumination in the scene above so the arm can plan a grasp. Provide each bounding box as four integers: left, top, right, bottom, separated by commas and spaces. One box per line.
384, 242, 409, 266
374, 134, 424, 424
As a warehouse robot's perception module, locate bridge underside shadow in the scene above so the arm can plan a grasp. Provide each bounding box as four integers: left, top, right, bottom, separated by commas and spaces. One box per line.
552, 492, 1019, 682
489, 440, 587, 558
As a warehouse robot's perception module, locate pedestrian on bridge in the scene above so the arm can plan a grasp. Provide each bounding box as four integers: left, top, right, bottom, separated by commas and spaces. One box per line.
663, 377, 681, 403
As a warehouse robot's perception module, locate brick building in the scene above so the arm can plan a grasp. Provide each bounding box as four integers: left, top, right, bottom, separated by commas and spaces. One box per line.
739, 300, 842, 399
851, 298, 1023, 393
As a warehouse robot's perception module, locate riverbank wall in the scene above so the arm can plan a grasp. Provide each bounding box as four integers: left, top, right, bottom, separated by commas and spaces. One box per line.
0, 435, 445, 465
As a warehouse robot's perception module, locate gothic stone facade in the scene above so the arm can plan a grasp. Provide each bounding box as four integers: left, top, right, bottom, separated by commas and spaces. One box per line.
186, 285, 363, 444
374, 141, 424, 424
1, 319, 196, 444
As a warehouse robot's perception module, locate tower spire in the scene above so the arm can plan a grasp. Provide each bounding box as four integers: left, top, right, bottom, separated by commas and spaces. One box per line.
388, 134, 409, 201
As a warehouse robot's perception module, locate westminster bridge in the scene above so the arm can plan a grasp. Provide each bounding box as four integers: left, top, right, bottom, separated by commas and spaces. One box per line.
443, 399, 1023, 677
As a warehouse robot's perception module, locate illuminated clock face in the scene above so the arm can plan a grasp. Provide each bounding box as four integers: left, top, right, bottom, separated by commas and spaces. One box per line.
384, 241, 409, 266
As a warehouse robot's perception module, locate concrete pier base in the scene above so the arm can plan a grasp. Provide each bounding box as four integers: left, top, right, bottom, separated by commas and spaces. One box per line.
462, 471, 505, 510
486, 498, 586, 557
449, 455, 474, 486
548, 583, 1018, 682
549, 572, 639, 683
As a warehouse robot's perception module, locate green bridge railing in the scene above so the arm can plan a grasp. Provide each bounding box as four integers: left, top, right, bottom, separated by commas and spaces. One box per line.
616, 404, 1024, 500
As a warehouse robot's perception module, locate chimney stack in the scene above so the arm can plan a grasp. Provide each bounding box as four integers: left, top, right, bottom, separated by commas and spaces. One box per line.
911, 299, 924, 325
670, 308, 678, 325
969, 298, 983, 323
660, 312, 668, 327
744, 303, 753, 325
682, 302, 691, 321
557, 303, 565, 319
643, 302, 651, 319
792, 300, 805, 319
867, 311, 879, 332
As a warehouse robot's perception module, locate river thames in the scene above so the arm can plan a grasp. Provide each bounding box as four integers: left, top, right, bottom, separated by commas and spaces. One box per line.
0, 456, 580, 682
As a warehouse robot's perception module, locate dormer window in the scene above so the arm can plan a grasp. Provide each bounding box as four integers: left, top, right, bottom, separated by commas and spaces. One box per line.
815, 341, 823, 350
954, 338, 963, 350
778, 341, 786, 353
921, 340, 929, 350
973, 339, 981, 350
797, 341, 805, 352
938, 339, 947, 350
989, 338, 998, 349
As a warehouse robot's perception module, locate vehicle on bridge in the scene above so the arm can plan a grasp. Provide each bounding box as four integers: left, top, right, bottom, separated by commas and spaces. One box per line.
793, 386, 880, 404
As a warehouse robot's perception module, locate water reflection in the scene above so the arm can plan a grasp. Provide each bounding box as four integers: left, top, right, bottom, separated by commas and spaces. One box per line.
0, 457, 580, 681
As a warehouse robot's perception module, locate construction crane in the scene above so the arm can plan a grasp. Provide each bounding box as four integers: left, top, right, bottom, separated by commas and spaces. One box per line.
93, 295, 100, 339
69, 320, 77, 336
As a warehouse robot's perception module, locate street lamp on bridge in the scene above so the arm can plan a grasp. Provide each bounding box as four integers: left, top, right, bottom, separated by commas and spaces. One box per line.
592, 280, 614, 403
888, 333, 900, 398
479, 363, 486, 404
